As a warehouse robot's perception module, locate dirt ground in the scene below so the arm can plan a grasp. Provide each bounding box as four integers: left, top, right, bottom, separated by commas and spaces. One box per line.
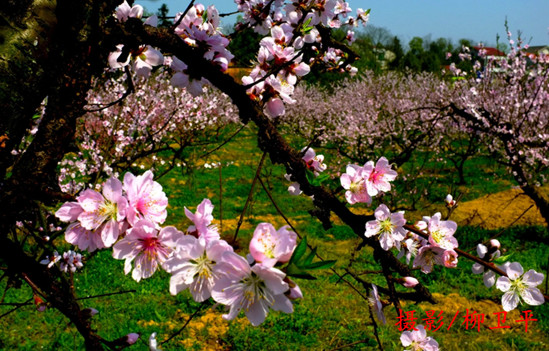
451, 188, 547, 229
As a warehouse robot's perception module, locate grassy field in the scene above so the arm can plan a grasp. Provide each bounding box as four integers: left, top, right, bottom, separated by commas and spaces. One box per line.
1, 124, 548, 350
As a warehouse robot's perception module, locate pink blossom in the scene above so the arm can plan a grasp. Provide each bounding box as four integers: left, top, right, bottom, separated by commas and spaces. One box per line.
400, 325, 439, 351
355, 8, 370, 25
249, 223, 297, 267
445, 194, 456, 207
123, 170, 168, 227
397, 233, 425, 264
472, 243, 501, 287
369, 284, 386, 325
399, 277, 420, 288
115, 1, 143, 22
211, 251, 292, 326
125, 333, 139, 345
496, 262, 545, 311
301, 147, 326, 175
40, 251, 60, 268
77, 177, 128, 247
60, 250, 83, 272
164, 236, 233, 302
262, 75, 296, 118
340, 164, 371, 204
413, 245, 457, 274
364, 204, 406, 251
108, 45, 164, 78
363, 157, 397, 196
184, 198, 220, 242
112, 220, 182, 282
65, 222, 105, 252
418, 213, 458, 250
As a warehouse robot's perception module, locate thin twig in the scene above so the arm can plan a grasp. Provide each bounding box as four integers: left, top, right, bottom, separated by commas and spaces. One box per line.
171, 0, 195, 31
76, 289, 136, 301
85, 66, 135, 112
219, 162, 223, 234
327, 338, 377, 351
199, 124, 246, 159
404, 224, 549, 302
257, 176, 372, 303
0, 298, 32, 319
232, 151, 267, 244
161, 302, 209, 346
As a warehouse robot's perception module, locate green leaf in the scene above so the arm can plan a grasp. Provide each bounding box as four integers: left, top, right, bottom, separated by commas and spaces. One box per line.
305, 169, 316, 185
289, 236, 308, 264
302, 246, 318, 266
285, 263, 316, 280
286, 263, 317, 280
286, 237, 336, 279
302, 260, 336, 270
302, 17, 313, 33
314, 173, 330, 185
493, 253, 512, 264
305, 170, 330, 186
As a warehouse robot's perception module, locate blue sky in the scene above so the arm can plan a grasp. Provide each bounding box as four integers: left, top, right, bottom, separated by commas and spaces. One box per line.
138, 0, 549, 46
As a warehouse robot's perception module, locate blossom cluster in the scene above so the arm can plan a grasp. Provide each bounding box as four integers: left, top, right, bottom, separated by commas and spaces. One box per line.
340, 156, 397, 205
411, 213, 459, 274
285, 146, 327, 195
169, 4, 234, 95
339, 157, 459, 273
57, 70, 238, 194
109, 2, 164, 78
54, 171, 302, 326
40, 250, 83, 273
239, 1, 367, 117
108, 1, 368, 120
56, 170, 168, 252
470, 240, 545, 312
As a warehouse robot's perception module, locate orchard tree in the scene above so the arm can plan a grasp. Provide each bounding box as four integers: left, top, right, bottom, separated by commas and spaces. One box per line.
448, 38, 549, 224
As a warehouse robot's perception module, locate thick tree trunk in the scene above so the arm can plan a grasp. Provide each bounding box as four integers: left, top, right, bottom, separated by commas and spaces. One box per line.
1, 1, 121, 349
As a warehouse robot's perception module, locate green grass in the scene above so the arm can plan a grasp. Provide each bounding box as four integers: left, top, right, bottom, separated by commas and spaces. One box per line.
1, 125, 548, 350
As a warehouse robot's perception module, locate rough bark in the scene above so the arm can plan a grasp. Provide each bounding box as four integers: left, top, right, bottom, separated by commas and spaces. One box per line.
1, 1, 123, 349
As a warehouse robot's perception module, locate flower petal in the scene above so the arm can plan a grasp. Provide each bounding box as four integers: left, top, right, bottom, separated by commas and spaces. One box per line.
522, 270, 545, 287
501, 290, 519, 312
520, 287, 545, 306
506, 262, 524, 280
496, 276, 511, 292
483, 270, 496, 288
471, 263, 484, 274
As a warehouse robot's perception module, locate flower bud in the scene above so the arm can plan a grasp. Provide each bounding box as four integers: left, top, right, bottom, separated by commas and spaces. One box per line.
82, 307, 99, 319
126, 333, 139, 345
33, 294, 47, 312
489, 239, 501, 250
476, 243, 488, 259
149, 332, 162, 351
284, 277, 303, 300
445, 194, 456, 208
399, 277, 419, 288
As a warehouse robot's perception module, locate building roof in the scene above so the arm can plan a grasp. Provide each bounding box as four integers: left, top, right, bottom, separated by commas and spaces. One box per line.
473, 46, 506, 57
